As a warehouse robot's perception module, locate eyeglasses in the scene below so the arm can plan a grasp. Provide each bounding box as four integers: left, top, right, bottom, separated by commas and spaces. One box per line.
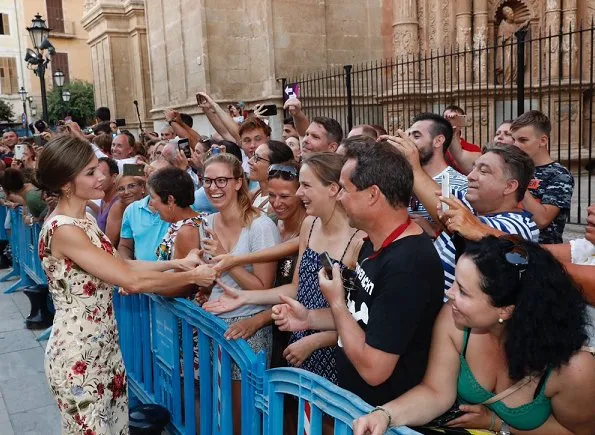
252, 153, 270, 164
201, 177, 240, 188
268, 164, 298, 179
501, 235, 529, 281
116, 183, 141, 193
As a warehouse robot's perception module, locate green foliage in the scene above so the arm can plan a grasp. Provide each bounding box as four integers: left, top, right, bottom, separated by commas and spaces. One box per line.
47, 80, 95, 126
0, 99, 15, 123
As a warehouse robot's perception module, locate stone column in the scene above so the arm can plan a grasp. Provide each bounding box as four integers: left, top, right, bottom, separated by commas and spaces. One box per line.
473, 0, 488, 84
562, 0, 578, 78
545, 0, 562, 80
455, 0, 472, 84
81, 0, 151, 132
392, 0, 419, 94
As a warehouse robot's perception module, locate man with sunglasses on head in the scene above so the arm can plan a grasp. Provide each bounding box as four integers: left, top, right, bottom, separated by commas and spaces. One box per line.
391, 133, 539, 293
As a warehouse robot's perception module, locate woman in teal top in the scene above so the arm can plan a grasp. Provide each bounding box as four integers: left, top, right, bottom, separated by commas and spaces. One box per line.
354, 236, 595, 434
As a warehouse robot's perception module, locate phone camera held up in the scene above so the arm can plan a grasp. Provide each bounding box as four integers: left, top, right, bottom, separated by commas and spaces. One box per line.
171, 138, 191, 158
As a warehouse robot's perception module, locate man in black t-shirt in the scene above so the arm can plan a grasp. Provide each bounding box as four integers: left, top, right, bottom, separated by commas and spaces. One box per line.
272, 137, 444, 406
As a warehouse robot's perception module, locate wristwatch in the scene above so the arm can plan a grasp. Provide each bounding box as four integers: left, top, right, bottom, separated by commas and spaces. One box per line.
499, 422, 511, 435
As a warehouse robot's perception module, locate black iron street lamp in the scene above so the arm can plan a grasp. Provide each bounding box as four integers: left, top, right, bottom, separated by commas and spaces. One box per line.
24, 13, 55, 123
18, 86, 28, 128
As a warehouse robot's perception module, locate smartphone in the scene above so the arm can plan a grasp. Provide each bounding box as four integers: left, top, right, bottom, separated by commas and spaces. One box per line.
429, 407, 466, 426
115, 118, 126, 127
177, 138, 191, 158
259, 104, 277, 117
33, 135, 46, 147
14, 144, 25, 160
123, 164, 145, 177
441, 172, 450, 212
211, 147, 221, 155
199, 220, 213, 262
318, 251, 334, 277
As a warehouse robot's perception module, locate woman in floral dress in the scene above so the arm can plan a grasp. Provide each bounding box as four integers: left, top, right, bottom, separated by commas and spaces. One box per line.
36, 136, 217, 434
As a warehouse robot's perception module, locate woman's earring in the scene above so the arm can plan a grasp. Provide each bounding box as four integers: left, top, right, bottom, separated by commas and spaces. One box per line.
64, 188, 72, 199
498, 318, 504, 324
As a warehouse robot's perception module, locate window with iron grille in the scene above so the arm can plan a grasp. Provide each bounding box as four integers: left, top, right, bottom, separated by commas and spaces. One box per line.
46, 0, 64, 33
51, 52, 70, 84
0, 57, 18, 94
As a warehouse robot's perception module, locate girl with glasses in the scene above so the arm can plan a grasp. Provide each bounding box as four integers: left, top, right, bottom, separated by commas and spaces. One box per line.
204, 153, 364, 386
247, 140, 294, 212
199, 152, 281, 430
353, 236, 595, 435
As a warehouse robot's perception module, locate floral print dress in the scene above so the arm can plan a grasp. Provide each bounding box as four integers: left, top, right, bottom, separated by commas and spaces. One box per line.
39, 215, 128, 435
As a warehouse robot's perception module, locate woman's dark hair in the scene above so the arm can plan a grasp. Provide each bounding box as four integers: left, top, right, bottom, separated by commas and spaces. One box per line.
35, 135, 95, 196
93, 133, 114, 155
266, 140, 294, 164
1, 168, 25, 194
147, 167, 194, 208
98, 157, 119, 176
461, 236, 588, 380
301, 152, 346, 187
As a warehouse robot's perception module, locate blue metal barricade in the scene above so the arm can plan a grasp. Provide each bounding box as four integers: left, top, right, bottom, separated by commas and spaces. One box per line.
1, 204, 419, 435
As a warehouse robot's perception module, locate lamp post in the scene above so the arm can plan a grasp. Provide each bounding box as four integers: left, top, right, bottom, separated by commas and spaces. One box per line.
53, 70, 65, 118
24, 13, 54, 123
18, 86, 28, 129
62, 90, 71, 118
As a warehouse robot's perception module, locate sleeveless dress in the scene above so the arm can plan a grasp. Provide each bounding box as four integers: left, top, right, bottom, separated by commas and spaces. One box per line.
155, 216, 203, 261
39, 215, 128, 435
288, 218, 358, 384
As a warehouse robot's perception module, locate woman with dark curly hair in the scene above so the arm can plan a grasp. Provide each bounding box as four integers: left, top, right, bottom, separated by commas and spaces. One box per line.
354, 236, 595, 435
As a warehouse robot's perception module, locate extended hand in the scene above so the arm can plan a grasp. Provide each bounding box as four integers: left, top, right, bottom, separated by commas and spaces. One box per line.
212, 253, 239, 273
192, 264, 217, 287
202, 280, 245, 314
177, 249, 204, 271
223, 314, 265, 340
271, 295, 309, 332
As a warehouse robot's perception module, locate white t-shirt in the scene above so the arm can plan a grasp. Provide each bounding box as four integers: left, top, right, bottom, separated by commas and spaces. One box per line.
205, 212, 280, 318
570, 238, 595, 346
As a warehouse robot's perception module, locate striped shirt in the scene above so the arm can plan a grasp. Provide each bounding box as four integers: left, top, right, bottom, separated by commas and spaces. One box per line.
409, 166, 468, 223
434, 189, 539, 293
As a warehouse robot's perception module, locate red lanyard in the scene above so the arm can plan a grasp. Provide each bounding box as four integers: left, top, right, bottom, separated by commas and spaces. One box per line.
365, 218, 411, 261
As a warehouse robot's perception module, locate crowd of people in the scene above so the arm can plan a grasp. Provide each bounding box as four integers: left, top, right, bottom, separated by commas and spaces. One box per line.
0, 94, 594, 435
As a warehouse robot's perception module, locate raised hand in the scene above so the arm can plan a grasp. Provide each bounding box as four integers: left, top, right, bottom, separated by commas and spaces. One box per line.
177, 248, 204, 271
212, 253, 239, 273
192, 264, 217, 287
283, 97, 302, 116
202, 228, 227, 258
438, 195, 485, 241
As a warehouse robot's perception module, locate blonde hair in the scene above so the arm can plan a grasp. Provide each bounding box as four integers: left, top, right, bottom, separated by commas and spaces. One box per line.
204, 153, 259, 227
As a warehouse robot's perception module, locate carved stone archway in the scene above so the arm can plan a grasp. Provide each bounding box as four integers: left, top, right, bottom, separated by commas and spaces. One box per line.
488, 0, 538, 22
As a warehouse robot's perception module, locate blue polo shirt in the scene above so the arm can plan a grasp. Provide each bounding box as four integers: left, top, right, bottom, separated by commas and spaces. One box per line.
120, 196, 169, 261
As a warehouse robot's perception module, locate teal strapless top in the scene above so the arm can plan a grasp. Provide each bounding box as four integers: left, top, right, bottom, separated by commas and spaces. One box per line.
457, 328, 552, 431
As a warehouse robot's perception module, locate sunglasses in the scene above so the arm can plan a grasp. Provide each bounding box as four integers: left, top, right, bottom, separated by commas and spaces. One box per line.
501, 235, 529, 281
268, 164, 299, 179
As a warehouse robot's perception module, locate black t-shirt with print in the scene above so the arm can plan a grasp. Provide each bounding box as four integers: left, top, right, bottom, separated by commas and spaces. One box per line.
527, 162, 573, 244
335, 233, 444, 406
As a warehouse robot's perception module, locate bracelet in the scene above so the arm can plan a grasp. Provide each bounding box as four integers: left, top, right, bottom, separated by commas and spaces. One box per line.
371, 406, 392, 428
488, 412, 496, 432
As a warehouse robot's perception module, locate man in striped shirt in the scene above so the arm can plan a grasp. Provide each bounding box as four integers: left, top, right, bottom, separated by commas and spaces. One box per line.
389, 134, 539, 292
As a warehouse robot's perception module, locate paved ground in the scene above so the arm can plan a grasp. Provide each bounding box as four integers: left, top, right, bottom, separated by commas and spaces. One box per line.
0, 271, 61, 435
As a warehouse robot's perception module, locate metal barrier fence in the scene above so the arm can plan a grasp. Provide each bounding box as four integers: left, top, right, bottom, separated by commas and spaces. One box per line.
284, 23, 595, 224
1, 205, 418, 435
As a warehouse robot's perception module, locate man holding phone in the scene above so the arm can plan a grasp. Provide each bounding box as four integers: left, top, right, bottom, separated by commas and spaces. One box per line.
273, 138, 444, 406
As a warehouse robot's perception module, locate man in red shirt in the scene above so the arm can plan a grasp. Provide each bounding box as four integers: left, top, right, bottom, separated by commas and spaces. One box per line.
442, 105, 481, 174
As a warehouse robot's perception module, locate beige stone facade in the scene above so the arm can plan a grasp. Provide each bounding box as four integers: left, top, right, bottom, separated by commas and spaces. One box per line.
81, 0, 595, 137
